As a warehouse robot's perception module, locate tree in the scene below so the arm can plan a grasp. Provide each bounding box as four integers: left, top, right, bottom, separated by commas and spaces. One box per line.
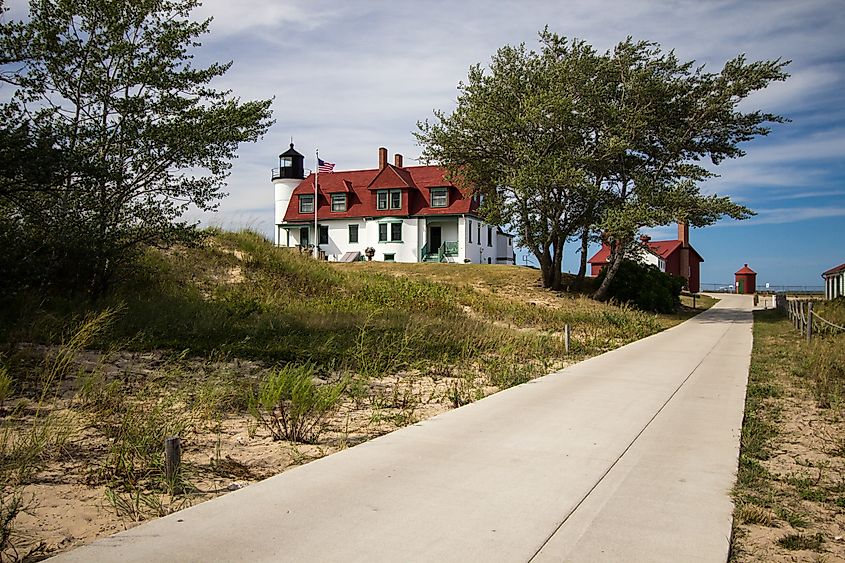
0, 0, 273, 296
416, 30, 788, 296
588, 39, 787, 300
416, 34, 601, 290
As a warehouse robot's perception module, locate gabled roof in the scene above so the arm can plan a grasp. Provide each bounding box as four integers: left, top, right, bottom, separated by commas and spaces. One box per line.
367, 164, 414, 190
588, 240, 703, 265
822, 262, 845, 277
284, 165, 480, 222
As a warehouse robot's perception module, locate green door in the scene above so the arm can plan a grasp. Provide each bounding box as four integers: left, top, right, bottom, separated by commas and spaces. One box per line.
737, 279, 745, 294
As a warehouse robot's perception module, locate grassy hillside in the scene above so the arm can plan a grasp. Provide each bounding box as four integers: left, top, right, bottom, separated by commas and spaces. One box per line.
732, 303, 845, 561
1, 229, 669, 374
0, 229, 692, 559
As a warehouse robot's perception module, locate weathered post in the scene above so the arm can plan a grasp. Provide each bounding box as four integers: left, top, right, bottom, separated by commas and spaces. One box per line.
564, 324, 571, 354
806, 301, 814, 342
165, 436, 181, 487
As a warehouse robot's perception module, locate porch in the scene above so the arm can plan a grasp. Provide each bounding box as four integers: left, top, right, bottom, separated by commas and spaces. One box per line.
419, 218, 459, 262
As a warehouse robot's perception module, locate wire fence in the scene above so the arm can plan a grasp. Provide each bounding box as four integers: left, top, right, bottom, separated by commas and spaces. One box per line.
777, 295, 845, 341
700, 283, 824, 294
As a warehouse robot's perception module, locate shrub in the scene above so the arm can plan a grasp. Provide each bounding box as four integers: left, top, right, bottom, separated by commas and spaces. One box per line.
249, 364, 345, 443
596, 260, 685, 313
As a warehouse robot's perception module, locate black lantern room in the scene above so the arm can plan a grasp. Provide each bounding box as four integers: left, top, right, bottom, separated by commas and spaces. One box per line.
273, 143, 305, 180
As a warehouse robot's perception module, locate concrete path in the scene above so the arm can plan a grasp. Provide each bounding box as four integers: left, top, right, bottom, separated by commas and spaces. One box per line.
54, 294, 754, 563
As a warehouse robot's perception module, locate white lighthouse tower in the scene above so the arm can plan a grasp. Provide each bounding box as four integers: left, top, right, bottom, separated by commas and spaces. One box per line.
273, 142, 305, 246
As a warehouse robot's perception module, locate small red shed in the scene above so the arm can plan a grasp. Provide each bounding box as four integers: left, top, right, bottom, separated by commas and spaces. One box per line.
735, 264, 757, 294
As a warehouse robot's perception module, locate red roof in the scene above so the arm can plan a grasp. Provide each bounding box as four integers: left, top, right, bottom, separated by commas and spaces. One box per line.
588, 240, 703, 265
822, 262, 845, 277
284, 164, 479, 222
735, 264, 756, 275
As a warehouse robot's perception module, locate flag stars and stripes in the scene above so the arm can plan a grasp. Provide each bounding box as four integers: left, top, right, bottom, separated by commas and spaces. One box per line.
318, 158, 335, 173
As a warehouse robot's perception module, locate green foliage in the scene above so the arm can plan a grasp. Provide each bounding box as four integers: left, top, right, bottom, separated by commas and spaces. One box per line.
594, 260, 684, 313
416, 29, 787, 294
776, 533, 824, 551
249, 364, 345, 444
0, 231, 668, 401
0, 0, 273, 296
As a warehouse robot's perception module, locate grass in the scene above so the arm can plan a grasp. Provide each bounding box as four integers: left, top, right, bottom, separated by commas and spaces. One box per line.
731, 306, 845, 560
0, 230, 670, 385
776, 532, 825, 551
0, 228, 712, 558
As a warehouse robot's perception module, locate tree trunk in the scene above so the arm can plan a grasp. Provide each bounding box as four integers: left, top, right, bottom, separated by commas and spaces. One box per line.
593, 244, 624, 301
551, 238, 564, 291
574, 226, 590, 289
537, 246, 554, 288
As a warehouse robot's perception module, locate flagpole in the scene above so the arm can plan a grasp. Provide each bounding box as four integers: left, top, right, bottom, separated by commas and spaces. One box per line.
314, 149, 319, 259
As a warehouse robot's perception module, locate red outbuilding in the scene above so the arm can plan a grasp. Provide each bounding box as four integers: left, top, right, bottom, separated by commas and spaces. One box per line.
588, 223, 702, 293
735, 264, 757, 294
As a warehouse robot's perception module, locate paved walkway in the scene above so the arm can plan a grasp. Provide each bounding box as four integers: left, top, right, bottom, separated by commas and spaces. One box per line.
54, 294, 754, 562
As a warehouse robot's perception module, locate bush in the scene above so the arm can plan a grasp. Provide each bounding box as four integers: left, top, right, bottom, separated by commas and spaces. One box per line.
596, 260, 685, 313
249, 364, 345, 443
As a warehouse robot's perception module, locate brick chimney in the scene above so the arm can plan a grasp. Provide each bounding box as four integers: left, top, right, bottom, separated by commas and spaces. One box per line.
678, 222, 690, 288
394, 153, 403, 168
678, 222, 689, 247
378, 147, 388, 170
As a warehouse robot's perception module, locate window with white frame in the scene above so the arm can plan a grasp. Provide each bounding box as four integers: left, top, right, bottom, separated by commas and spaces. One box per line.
376, 189, 402, 210
348, 224, 358, 243
487, 226, 493, 247
390, 190, 402, 209
378, 222, 402, 242
299, 194, 314, 214
331, 193, 347, 212
430, 187, 448, 208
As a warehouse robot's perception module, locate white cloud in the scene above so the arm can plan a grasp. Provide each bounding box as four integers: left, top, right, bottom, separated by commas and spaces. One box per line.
717, 206, 845, 226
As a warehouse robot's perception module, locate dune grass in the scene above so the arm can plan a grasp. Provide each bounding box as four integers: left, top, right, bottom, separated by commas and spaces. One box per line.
731, 307, 845, 561
0, 228, 705, 557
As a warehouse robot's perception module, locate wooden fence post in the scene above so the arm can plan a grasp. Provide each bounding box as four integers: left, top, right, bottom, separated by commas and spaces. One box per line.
165, 436, 181, 485
564, 324, 571, 354
806, 301, 813, 342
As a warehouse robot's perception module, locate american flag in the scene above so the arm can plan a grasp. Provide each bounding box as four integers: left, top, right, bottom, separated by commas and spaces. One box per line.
318, 158, 335, 173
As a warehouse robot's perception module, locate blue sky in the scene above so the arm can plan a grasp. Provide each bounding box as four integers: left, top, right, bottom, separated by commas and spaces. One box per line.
4, 0, 844, 286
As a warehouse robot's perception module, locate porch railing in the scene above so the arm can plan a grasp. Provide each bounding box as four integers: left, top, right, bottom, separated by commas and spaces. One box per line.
421, 241, 458, 262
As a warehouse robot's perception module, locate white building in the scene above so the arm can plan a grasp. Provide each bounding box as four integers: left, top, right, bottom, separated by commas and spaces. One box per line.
273, 145, 515, 264
822, 262, 845, 300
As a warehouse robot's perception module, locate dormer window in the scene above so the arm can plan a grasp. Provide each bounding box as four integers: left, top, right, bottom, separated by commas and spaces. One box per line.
431, 187, 448, 208
377, 189, 402, 210
331, 193, 347, 212
299, 194, 314, 214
